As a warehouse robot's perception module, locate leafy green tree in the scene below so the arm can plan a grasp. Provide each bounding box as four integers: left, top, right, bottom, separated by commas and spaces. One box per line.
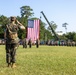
39, 21, 46, 40
20, 6, 34, 18
59, 34, 68, 40
39, 20, 52, 41
0, 15, 9, 38
47, 21, 58, 40
65, 32, 75, 41
16, 16, 26, 39
47, 21, 57, 32
73, 33, 76, 41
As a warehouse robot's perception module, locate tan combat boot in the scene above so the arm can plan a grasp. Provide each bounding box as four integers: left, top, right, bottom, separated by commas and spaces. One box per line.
11, 63, 16, 68
7, 63, 11, 68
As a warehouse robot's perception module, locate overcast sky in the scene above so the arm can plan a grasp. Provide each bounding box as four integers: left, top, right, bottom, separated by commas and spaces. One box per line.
0, 0, 76, 33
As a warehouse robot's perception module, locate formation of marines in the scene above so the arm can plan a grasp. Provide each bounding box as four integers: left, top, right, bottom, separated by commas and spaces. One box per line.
22, 38, 40, 48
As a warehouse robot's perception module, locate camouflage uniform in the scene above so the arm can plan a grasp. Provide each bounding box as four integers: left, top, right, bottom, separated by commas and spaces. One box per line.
36, 39, 39, 48
22, 38, 27, 48
5, 16, 25, 68
28, 39, 32, 48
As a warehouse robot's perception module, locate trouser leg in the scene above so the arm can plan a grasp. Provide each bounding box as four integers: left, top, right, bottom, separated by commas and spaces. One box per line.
11, 43, 18, 63
11, 44, 17, 68
6, 44, 11, 64
11, 48, 16, 63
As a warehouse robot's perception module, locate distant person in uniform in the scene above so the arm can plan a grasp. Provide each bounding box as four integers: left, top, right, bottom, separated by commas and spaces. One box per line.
4, 16, 25, 68
22, 38, 27, 48
36, 39, 39, 48
28, 38, 32, 48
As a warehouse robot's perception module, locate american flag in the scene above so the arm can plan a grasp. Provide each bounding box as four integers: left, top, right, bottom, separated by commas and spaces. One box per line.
27, 19, 40, 43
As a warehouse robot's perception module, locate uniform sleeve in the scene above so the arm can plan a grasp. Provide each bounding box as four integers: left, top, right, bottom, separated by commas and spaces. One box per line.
16, 20, 25, 30
19, 25, 25, 30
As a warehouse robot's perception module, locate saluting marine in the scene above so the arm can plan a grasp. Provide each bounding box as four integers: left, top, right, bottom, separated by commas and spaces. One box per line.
4, 16, 25, 68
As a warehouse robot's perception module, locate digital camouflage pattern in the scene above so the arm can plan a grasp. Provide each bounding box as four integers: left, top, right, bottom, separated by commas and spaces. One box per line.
6, 23, 19, 44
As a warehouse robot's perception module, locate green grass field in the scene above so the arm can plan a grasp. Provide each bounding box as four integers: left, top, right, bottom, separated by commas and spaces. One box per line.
0, 45, 76, 75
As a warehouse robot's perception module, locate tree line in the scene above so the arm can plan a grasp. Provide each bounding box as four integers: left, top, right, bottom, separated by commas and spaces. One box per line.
0, 5, 76, 41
